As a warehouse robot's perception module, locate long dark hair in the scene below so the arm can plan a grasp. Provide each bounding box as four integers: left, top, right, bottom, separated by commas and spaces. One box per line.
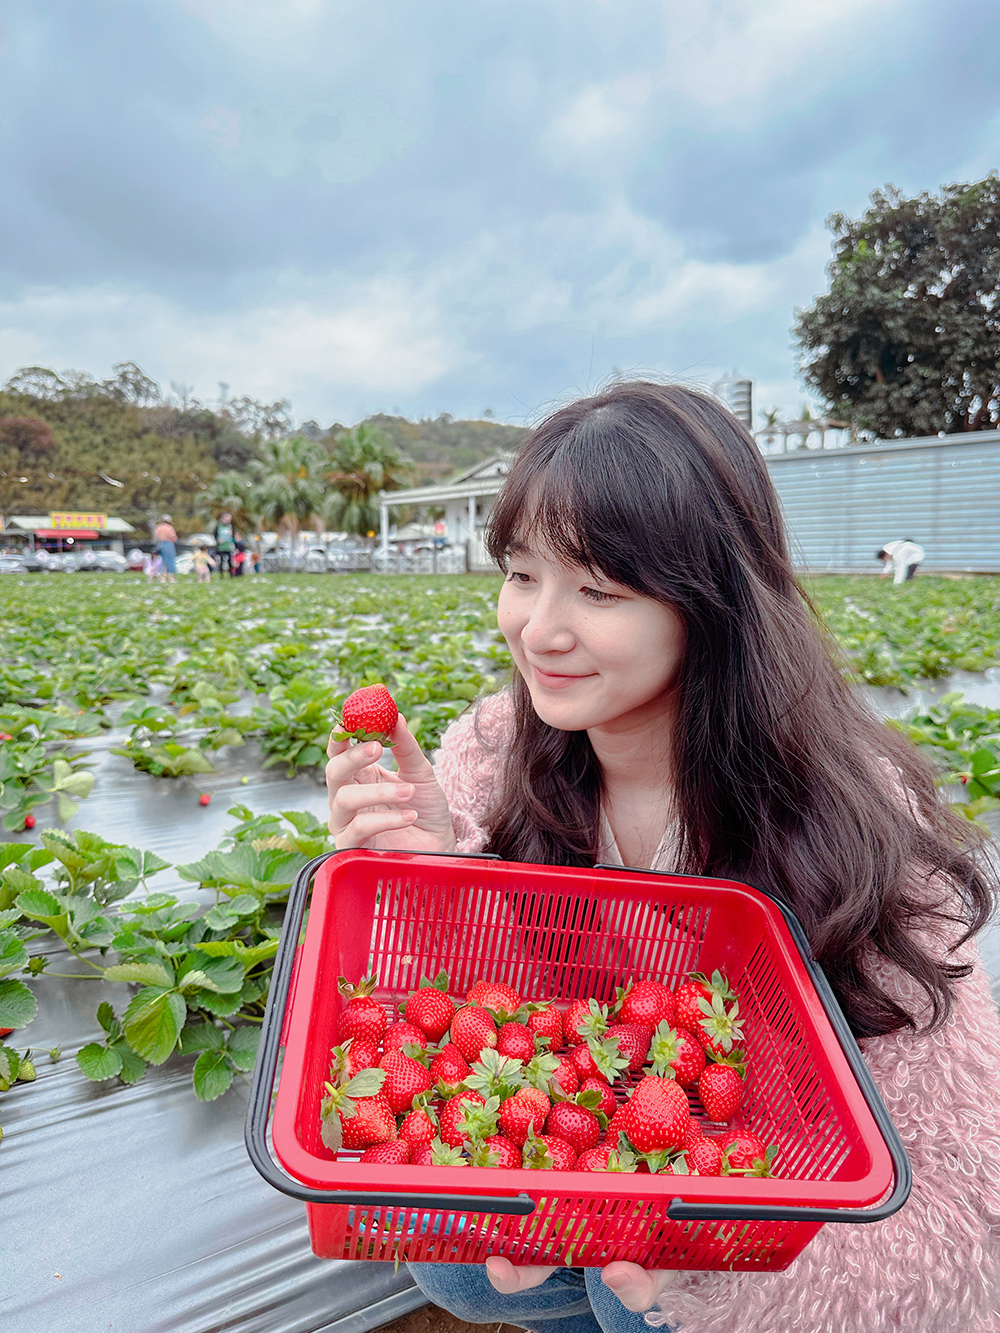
482, 380, 995, 1038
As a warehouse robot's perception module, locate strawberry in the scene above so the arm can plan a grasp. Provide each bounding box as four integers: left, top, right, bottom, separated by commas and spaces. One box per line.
605, 1023, 651, 1073
329, 1037, 380, 1081
605, 1104, 629, 1146
648, 1021, 706, 1089
428, 1042, 470, 1088
412, 1137, 468, 1167
466, 978, 522, 1014
580, 1077, 617, 1118
552, 1056, 579, 1096
685, 1137, 724, 1176
563, 997, 599, 1046
467, 1134, 522, 1170
675, 970, 737, 1036
620, 1075, 692, 1153
337, 974, 387, 1045
521, 1128, 578, 1171
697, 1062, 745, 1124
544, 1101, 601, 1155
496, 1021, 535, 1062
340, 1095, 397, 1149
361, 1140, 411, 1164
616, 979, 676, 1029
570, 1035, 630, 1084
336, 683, 399, 744
499, 1087, 549, 1146
577, 1142, 639, 1173
526, 1005, 564, 1049
692, 993, 746, 1060
403, 975, 455, 1041
378, 1050, 432, 1114
399, 1100, 438, 1152
383, 1020, 428, 1053
23, 813, 37, 828
449, 1005, 497, 1063
721, 1131, 777, 1177
438, 1090, 487, 1147
565, 997, 610, 1045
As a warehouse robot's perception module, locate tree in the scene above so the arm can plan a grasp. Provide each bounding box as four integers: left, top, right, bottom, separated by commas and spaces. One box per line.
201, 472, 257, 533
247, 435, 325, 538
321, 422, 412, 537
794, 175, 1000, 437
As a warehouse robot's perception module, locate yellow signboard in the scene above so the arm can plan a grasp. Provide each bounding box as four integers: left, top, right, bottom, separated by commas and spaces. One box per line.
49, 512, 107, 530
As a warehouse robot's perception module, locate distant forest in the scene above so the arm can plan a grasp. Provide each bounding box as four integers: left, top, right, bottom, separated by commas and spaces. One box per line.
0, 362, 529, 535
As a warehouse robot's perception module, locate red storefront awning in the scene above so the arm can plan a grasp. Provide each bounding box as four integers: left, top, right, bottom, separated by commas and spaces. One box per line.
34, 530, 101, 539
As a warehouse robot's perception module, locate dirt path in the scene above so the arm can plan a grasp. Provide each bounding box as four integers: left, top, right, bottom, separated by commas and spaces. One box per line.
376, 1303, 523, 1333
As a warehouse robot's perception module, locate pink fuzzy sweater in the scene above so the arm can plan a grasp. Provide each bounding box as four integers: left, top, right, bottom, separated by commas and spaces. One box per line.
434, 694, 1000, 1333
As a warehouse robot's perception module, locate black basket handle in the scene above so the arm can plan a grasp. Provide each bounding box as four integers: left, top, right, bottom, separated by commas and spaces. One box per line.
245, 848, 535, 1216
594, 861, 912, 1224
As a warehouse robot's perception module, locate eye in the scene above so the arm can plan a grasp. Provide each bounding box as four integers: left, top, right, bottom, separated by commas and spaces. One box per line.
505, 569, 531, 585
581, 585, 621, 604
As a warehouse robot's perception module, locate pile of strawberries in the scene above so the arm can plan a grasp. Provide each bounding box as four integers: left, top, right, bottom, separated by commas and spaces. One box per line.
319, 969, 778, 1177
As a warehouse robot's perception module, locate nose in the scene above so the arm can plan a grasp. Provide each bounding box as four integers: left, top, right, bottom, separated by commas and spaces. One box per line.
519, 585, 576, 656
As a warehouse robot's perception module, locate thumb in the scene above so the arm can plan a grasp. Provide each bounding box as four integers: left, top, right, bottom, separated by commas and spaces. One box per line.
485, 1258, 556, 1294
389, 715, 432, 775
601, 1262, 673, 1313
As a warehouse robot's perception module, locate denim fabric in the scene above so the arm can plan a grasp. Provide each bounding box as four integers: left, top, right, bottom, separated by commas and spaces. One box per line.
406, 1262, 669, 1333
158, 540, 177, 574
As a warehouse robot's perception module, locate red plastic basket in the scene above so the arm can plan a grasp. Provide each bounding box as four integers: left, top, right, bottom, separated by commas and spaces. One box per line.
247, 850, 909, 1272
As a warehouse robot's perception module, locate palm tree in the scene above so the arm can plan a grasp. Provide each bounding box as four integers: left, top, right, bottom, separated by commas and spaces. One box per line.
320, 422, 412, 538
247, 435, 325, 539
201, 471, 257, 533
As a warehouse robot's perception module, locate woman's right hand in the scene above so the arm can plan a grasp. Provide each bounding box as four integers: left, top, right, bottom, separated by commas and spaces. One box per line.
326, 714, 456, 853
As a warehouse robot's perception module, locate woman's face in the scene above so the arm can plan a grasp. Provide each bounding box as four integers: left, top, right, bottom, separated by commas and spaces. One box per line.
496, 536, 686, 738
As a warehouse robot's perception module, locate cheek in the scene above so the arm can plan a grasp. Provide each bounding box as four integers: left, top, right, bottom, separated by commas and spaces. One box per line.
495, 587, 521, 648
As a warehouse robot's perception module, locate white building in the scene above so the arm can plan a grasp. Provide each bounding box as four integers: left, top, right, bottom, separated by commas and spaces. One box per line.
377, 452, 515, 572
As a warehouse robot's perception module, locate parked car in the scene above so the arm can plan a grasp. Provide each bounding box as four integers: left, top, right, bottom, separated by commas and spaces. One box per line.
0, 553, 27, 574
75, 549, 126, 573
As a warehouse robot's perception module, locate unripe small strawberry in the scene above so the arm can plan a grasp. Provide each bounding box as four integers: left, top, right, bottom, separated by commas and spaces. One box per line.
16, 1056, 37, 1082
24, 813, 37, 829
198, 794, 210, 806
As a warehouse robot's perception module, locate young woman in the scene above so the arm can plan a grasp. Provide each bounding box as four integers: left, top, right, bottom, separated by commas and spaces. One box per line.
325, 382, 1000, 1333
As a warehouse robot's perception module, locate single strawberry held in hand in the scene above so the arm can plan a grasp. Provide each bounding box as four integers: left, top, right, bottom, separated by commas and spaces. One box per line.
334, 683, 399, 745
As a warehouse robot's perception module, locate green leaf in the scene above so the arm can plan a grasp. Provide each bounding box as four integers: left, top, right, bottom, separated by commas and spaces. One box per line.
15, 887, 62, 918
178, 951, 245, 993
96, 1001, 121, 1038
179, 1023, 226, 1055
193, 1049, 235, 1101
103, 961, 175, 987
225, 1025, 261, 1071
122, 987, 186, 1064
56, 793, 80, 823
191, 988, 244, 1016
76, 1042, 124, 1081
113, 1043, 147, 1085
0, 978, 37, 1028
0, 928, 29, 978
0, 1046, 20, 1088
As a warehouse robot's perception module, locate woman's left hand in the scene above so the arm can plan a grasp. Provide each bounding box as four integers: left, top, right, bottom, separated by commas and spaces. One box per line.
485, 1257, 673, 1314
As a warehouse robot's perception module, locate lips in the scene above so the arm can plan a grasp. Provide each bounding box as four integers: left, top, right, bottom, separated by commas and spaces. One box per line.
530, 664, 594, 688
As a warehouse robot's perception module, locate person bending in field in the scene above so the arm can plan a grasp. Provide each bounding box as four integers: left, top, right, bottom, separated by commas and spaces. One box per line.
326, 381, 1000, 1333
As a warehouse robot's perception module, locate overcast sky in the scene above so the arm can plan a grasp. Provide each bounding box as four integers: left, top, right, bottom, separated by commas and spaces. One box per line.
1, 0, 998, 430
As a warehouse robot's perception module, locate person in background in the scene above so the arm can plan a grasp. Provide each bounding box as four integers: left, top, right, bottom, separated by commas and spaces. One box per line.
214, 512, 236, 577
877, 538, 925, 584
191, 541, 217, 584
232, 532, 247, 576
143, 550, 163, 582
153, 514, 178, 584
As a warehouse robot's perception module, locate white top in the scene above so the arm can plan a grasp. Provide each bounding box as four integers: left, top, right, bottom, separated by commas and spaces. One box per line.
881, 539, 925, 583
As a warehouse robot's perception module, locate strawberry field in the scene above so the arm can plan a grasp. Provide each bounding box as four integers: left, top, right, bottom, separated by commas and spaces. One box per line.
1, 571, 999, 1133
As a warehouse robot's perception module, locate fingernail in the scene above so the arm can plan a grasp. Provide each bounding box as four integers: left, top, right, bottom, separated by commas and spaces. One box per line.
398, 784, 414, 797
365, 742, 379, 757
602, 1274, 628, 1292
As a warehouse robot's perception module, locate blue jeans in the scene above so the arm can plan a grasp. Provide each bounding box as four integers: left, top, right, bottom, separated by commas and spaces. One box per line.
407, 1262, 670, 1333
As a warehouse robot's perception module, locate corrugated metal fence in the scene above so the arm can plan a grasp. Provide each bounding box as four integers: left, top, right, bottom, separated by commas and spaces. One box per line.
765, 428, 1000, 573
